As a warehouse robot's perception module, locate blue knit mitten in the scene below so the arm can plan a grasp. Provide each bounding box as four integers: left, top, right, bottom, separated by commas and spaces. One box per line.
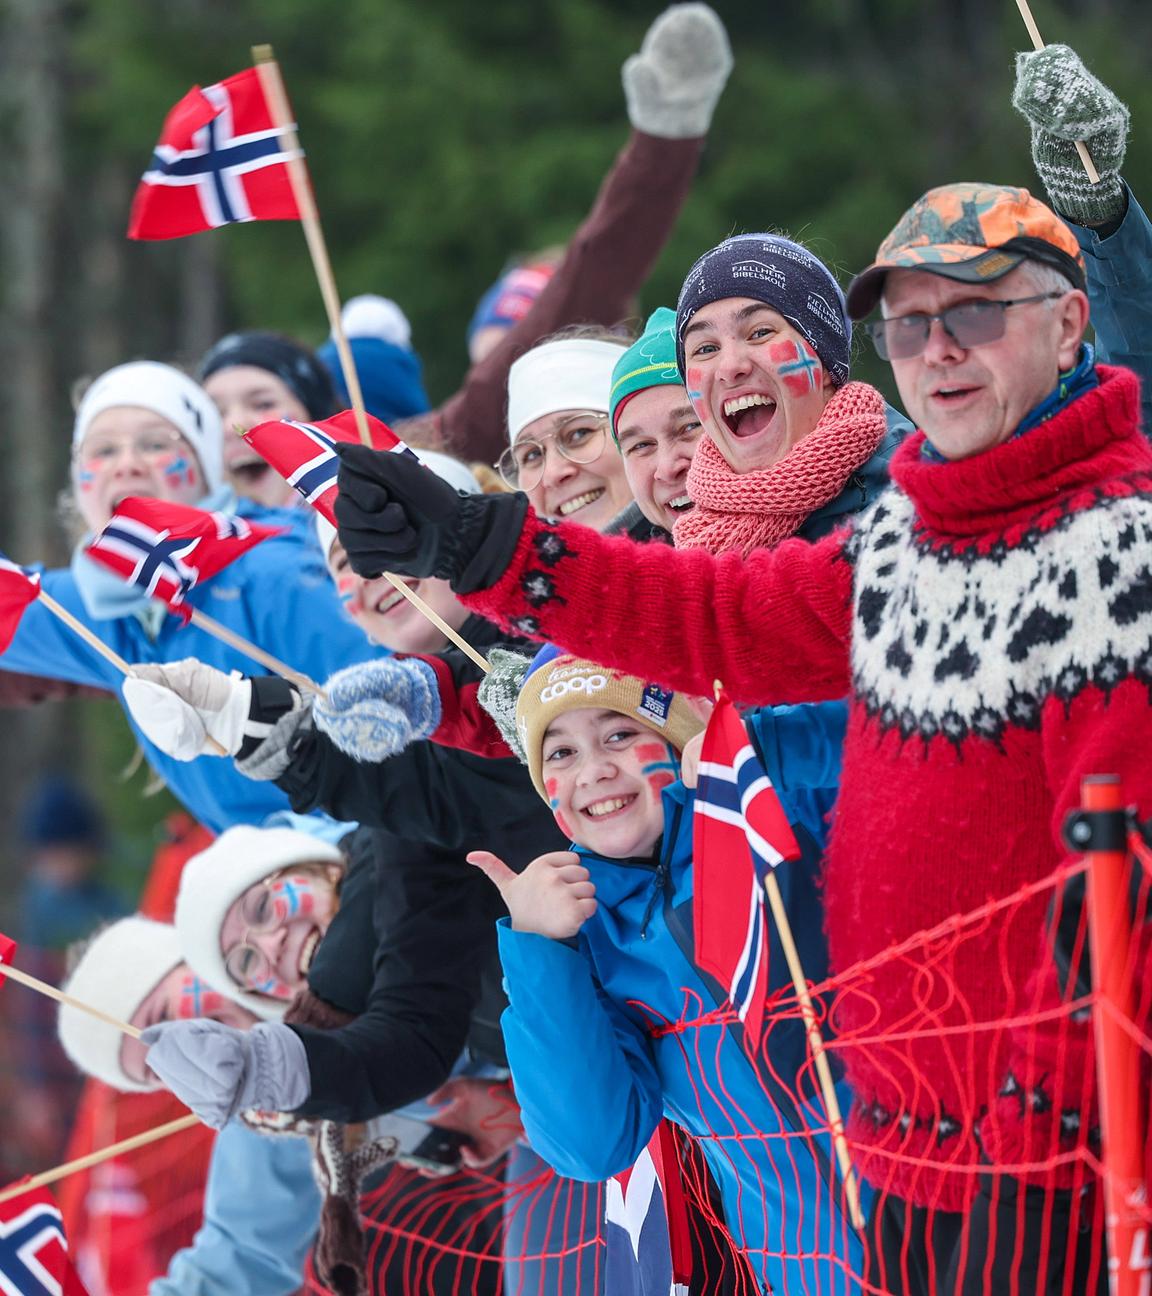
313, 657, 441, 761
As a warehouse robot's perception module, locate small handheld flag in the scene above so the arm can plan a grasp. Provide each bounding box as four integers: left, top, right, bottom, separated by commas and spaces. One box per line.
693, 689, 800, 1051
0, 1185, 89, 1295
0, 932, 16, 987
128, 67, 302, 240
85, 498, 281, 621
605, 1123, 692, 1296
242, 410, 419, 525
0, 555, 41, 652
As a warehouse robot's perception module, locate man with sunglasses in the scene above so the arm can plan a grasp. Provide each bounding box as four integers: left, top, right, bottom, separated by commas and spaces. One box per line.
331, 180, 1152, 1294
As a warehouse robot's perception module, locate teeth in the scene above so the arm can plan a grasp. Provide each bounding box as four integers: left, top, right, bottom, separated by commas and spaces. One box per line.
723, 393, 776, 418
559, 489, 605, 517
667, 495, 692, 511
374, 588, 407, 614
299, 930, 319, 975
585, 796, 631, 818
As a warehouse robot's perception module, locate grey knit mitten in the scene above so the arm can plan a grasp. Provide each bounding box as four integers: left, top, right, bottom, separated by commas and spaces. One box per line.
623, 4, 732, 140
477, 648, 532, 763
1013, 44, 1129, 227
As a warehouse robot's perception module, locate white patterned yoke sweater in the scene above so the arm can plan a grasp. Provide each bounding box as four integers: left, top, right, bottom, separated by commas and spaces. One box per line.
463, 364, 1152, 1211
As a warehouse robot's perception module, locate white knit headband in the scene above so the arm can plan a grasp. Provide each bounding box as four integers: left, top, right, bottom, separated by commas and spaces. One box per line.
506, 340, 622, 445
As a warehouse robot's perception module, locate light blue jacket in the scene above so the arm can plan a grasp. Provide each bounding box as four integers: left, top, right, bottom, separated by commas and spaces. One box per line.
149, 1121, 319, 1296
1074, 181, 1152, 433
497, 702, 867, 1295
0, 501, 380, 833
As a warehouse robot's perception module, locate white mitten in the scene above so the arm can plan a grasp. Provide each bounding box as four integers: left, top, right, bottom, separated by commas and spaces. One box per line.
123, 659, 252, 760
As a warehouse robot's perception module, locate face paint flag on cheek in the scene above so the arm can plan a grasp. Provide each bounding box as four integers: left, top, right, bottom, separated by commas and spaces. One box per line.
636, 740, 680, 801
175, 972, 232, 1020
84, 498, 282, 621
265, 874, 321, 924
544, 777, 573, 840
768, 338, 822, 397
241, 410, 419, 526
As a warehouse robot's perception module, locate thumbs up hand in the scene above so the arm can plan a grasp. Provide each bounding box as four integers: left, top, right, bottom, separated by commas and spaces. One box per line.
468, 850, 597, 941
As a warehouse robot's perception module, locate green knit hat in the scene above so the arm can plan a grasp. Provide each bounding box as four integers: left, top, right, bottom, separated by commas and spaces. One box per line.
609, 307, 682, 442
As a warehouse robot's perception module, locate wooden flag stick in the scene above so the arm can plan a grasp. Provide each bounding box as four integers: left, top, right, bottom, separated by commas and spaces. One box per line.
0, 1114, 201, 1205
251, 44, 371, 449
763, 871, 865, 1231
250, 45, 491, 675
1014, 0, 1101, 183
0, 960, 140, 1040
187, 608, 327, 697
35, 590, 229, 755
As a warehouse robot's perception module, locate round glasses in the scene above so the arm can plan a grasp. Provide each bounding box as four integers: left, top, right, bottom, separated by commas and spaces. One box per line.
222, 881, 286, 990
497, 413, 609, 491
74, 428, 189, 466
866, 292, 1065, 361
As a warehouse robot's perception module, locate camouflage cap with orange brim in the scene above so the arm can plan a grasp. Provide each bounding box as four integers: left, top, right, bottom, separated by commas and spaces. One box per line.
845, 183, 1087, 321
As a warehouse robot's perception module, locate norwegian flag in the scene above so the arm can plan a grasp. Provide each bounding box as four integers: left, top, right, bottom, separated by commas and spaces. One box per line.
0, 554, 41, 652
242, 410, 419, 525
693, 690, 801, 1052
0, 1184, 89, 1296
0, 931, 16, 986
128, 67, 301, 240
84, 498, 282, 621
604, 1124, 691, 1296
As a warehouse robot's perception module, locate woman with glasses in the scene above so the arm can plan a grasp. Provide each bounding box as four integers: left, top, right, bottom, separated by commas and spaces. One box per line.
497, 327, 636, 531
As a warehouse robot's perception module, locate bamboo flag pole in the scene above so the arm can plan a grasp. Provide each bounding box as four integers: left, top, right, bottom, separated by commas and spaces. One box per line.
0, 1114, 201, 1205
251, 45, 492, 676
0, 957, 140, 1041
762, 872, 865, 1230
1014, 0, 1101, 183
36, 590, 230, 755
187, 608, 326, 698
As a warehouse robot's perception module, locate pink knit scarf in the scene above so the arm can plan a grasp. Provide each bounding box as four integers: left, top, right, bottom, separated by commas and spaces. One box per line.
673, 381, 889, 556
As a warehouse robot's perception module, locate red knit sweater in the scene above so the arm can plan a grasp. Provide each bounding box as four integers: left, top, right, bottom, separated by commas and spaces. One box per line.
465, 365, 1152, 1210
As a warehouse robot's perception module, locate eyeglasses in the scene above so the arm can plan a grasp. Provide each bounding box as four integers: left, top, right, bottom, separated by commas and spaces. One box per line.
866, 293, 1066, 361
496, 413, 609, 491
75, 429, 189, 466
223, 879, 285, 991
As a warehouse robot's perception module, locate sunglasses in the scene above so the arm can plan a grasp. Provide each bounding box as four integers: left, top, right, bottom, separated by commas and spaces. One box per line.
866, 292, 1066, 361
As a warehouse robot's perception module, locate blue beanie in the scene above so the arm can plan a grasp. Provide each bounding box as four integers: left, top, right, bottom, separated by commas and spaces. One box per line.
675, 234, 851, 386
317, 336, 431, 426
20, 776, 105, 849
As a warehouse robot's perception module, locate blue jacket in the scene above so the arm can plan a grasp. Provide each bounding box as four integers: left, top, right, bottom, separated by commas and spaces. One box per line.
0, 502, 381, 833
497, 701, 868, 1295
1073, 181, 1152, 434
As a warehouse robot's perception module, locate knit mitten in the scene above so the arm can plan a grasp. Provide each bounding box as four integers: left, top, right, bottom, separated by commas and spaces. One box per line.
313, 657, 441, 761
477, 648, 533, 764
312, 1121, 399, 1296
1012, 44, 1129, 226
623, 4, 733, 140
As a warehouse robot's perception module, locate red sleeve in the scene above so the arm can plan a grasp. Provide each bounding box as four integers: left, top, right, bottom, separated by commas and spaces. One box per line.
419, 652, 515, 760
435, 131, 704, 465
463, 509, 854, 706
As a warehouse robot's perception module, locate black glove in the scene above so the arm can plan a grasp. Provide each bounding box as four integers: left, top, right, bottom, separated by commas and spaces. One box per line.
334, 445, 529, 593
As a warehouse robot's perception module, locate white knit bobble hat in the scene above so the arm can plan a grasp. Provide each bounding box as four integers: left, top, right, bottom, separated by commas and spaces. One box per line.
73, 360, 225, 494
175, 826, 344, 1021
58, 916, 184, 1092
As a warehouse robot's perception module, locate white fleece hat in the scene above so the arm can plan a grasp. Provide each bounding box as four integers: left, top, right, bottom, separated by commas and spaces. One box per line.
58, 916, 184, 1092
340, 295, 413, 351
73, 361, 225, 494
315, 448, 480, 560
505, 339, 622, 445
175, 826, 343, 1021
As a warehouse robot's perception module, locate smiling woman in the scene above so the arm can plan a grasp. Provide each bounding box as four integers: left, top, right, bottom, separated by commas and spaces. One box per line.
669, 233, 910, 556
173, 826, 346, 1020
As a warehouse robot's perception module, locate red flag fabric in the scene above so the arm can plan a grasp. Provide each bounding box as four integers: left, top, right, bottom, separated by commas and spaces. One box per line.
692, 690, 801, 1052
0, 931, 17, 987
84, 498, 282, 621
128, 67, 302, 240
0, 1184, 90, 1295
605, 1122, 692, 1295
242, 410, 419, 525
0, 556, 40, 653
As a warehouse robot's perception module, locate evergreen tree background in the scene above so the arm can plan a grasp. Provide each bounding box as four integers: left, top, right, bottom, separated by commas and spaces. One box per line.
0, 0, 1146, 908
